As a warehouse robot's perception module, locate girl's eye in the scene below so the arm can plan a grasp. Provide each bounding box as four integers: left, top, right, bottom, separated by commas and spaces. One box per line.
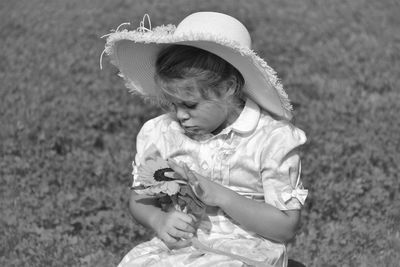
183, 102, 197, 109
170, 102, 197, 111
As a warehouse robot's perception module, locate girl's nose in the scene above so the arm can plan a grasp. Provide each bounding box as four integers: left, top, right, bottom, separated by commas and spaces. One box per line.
176, 107, 190, 121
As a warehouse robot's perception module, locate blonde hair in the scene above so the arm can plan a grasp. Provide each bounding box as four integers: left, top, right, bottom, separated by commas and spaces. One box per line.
154, 45, 245, 111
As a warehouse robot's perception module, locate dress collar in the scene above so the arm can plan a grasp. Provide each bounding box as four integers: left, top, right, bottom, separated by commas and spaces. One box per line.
169, 98, 261, 139
228, 98, 261, 134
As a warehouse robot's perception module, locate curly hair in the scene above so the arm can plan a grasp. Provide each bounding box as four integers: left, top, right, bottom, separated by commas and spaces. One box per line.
154, 45, 245, 111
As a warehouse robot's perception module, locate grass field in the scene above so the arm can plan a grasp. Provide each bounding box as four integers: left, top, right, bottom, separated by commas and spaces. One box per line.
1, 0, 399, 266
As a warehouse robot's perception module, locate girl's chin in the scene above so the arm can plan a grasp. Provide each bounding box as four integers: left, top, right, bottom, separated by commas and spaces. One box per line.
183, 126, 202, 134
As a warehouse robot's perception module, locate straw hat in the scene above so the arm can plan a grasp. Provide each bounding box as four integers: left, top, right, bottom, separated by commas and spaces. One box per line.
101, 12, 293, 120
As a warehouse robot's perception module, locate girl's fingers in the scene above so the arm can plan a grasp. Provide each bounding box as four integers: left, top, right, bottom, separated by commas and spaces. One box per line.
183, 164, 198, 185
174, 220, 196, 233
167, 160, 188, 181
167, 160, 202, 184
166, 238, 192, 250
168, 160, 205, 198
187, 213, 198, 224
183, 165, 205, 198
194, 183, 204, 198
163, 171, 185, 181
168, 228, 193, 239
161, 233, 179, 244
176, 211, 195, 225
174, 239, 192, 248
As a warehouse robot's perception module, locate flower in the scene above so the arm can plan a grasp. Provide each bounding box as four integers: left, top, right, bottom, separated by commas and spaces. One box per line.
131, 145, 184, 196
133, 179, 181, 196
130, 145, 205, 217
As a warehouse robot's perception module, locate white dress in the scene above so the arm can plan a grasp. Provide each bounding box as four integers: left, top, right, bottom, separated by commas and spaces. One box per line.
119, 99, 308, 267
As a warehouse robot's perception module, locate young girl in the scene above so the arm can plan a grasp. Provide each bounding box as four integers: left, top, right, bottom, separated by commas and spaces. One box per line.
102, 12, 308, 267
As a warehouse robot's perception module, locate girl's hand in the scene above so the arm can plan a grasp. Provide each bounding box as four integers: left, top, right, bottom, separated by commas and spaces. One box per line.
167, 160, 230, 207
152, 209, 196, 250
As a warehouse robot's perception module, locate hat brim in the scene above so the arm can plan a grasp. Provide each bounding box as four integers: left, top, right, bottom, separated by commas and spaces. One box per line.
104, 29, 292, 120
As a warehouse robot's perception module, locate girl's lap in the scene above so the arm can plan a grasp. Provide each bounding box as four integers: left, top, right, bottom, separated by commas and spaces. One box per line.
118, 233, 286, 267
119, 238, 244, 267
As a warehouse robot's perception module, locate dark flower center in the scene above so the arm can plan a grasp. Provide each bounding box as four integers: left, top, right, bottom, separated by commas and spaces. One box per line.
153, 168, 175, 181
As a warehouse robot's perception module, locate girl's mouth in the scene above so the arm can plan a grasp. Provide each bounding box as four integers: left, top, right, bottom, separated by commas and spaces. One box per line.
182, 126, 197, 132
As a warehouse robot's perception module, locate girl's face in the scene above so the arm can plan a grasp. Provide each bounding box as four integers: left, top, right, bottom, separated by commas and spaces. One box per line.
166, 93, 230, 137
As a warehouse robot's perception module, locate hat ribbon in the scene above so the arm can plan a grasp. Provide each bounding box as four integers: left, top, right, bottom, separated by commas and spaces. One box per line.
99, 14, 152, 69
137, 13, 152, 33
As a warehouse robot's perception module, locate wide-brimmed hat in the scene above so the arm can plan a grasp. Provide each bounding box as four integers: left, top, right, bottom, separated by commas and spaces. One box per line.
101, 12, 293, 120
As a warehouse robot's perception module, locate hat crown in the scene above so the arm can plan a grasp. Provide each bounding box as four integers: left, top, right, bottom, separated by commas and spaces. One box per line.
174, 12, 252, 48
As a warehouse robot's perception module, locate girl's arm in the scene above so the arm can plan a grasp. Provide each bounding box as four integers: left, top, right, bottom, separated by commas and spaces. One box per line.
216, 188, 300, 242
168, 161, 301, 243
129, 191, 162, 230
217, 150, 303, 242
129, 191, 197, 248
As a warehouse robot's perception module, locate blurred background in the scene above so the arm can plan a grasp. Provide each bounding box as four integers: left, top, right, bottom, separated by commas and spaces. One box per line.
1, 0, 399, 266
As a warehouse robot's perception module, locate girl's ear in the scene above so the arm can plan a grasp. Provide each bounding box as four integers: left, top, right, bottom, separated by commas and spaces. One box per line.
223, 77, 236, 97
223, 75, 242, 100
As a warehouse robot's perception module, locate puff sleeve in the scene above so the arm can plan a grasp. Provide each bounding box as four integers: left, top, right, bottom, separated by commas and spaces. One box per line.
260, 124, 308, 210
131, 116, 164, 188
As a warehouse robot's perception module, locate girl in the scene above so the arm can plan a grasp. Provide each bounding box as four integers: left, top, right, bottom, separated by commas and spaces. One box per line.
102, 12, 308, 267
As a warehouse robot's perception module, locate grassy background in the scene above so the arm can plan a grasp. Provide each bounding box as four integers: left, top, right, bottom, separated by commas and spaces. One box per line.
1, 0, 399, 266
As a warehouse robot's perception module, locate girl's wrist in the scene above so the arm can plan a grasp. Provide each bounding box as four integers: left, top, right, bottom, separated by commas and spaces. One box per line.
216, 186, 236, 208
148, 209, 165, 231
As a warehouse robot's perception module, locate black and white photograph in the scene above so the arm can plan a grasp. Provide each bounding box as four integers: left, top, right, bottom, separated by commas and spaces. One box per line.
1, 0, 399, 266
